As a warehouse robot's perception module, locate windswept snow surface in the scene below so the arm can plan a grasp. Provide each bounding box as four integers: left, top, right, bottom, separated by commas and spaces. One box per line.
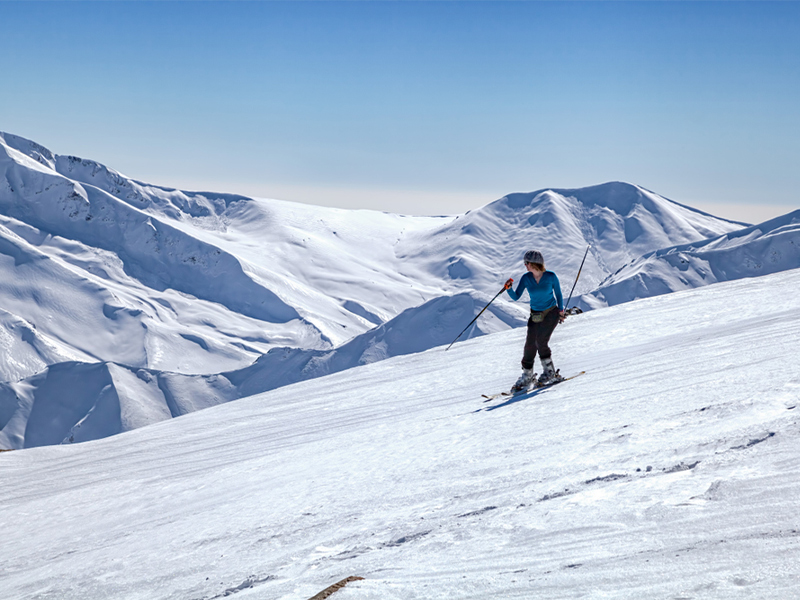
1, 132, 745, 384
581, 210, 800, 309
2, 268, 800, 599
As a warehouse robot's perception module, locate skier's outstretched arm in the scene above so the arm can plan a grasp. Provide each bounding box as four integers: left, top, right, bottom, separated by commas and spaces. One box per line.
505, 276, 525, 301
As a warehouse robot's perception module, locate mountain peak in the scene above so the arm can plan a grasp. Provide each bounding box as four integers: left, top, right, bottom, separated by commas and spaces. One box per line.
0, 131, 57, 170
1, 131, 792, 450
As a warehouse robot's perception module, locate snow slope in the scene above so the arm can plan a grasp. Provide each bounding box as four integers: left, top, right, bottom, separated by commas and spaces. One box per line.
1, 132, 745, 383
0, 292, 526, 449
581, 210, 800, 309
0, 134, 327, 377
2, 268, 800, 599
0, 307, 82, 383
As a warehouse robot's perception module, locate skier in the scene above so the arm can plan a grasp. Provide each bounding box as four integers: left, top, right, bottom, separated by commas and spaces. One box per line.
504, 250, 566, 392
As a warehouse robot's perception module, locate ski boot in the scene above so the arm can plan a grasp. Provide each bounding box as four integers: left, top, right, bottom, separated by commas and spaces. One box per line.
511, 368, 535, 393
536, 357, 563, 387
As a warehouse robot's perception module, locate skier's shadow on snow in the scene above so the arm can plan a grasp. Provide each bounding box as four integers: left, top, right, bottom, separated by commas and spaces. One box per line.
479, 387, 548, 412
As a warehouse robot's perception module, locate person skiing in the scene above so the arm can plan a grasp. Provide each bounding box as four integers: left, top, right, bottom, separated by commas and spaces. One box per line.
504, 249, 566, 392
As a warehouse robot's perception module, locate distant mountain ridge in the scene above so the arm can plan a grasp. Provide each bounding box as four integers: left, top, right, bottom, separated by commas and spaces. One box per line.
0, 291, 525, 449
2, 131, 745, 382
5, 130, 790, 449
400, 183, 747, 301
580, 209, 800, 309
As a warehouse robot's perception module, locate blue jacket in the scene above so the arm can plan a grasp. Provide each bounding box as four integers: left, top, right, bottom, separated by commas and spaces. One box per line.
507, 271, 563, 312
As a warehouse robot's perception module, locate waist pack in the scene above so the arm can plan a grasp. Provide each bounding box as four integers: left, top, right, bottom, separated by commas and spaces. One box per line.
529, 306, 555, 323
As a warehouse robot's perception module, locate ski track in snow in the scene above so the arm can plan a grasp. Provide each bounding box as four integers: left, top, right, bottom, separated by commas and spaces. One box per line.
2, 268, 800, 599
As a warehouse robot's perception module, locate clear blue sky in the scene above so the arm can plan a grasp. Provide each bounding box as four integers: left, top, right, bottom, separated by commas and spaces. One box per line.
3, 1, 799, 221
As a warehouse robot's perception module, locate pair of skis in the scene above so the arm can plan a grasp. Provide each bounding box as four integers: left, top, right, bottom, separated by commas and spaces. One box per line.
481, 371, 586, 403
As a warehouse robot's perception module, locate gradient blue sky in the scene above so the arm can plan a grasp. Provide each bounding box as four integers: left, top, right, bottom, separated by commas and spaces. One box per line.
3, 1, 799, 221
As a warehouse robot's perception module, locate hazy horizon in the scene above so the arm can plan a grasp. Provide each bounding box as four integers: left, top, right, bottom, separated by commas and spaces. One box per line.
4, 1, 798, 224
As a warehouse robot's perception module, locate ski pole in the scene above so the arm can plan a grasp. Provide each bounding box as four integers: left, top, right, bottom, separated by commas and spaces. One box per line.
446, 283, 509, 351
564, 245, 590, 312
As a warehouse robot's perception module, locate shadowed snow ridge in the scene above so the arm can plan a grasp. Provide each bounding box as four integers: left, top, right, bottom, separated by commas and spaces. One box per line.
0, 137, 298, 324
0, 292, 526, 448
581, 210, 800, 309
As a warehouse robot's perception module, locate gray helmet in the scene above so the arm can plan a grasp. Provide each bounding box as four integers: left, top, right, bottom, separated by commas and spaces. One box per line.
524, 250, 544, 264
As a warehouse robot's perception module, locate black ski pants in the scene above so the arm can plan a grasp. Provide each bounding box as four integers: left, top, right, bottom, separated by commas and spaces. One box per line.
521, 308, 559, 371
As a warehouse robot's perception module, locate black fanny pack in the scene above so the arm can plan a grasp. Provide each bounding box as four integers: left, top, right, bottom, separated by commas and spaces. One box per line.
529, 306, 555, 323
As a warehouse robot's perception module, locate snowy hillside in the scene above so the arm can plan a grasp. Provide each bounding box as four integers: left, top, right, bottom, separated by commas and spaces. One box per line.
399, 182, 748, 300
1, 132, 745, 384
2, 268, 800, 599
0, 132, 451, 377
581, 210, 800, 309
0, 291, 526, 449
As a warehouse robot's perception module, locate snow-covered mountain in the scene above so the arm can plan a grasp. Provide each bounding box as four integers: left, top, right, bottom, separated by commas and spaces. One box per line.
0, 291, 526, 449
581, 210, 800, 309
399, 182, 748, 301
1, 132, 745, 385
3, 268, 800, 599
